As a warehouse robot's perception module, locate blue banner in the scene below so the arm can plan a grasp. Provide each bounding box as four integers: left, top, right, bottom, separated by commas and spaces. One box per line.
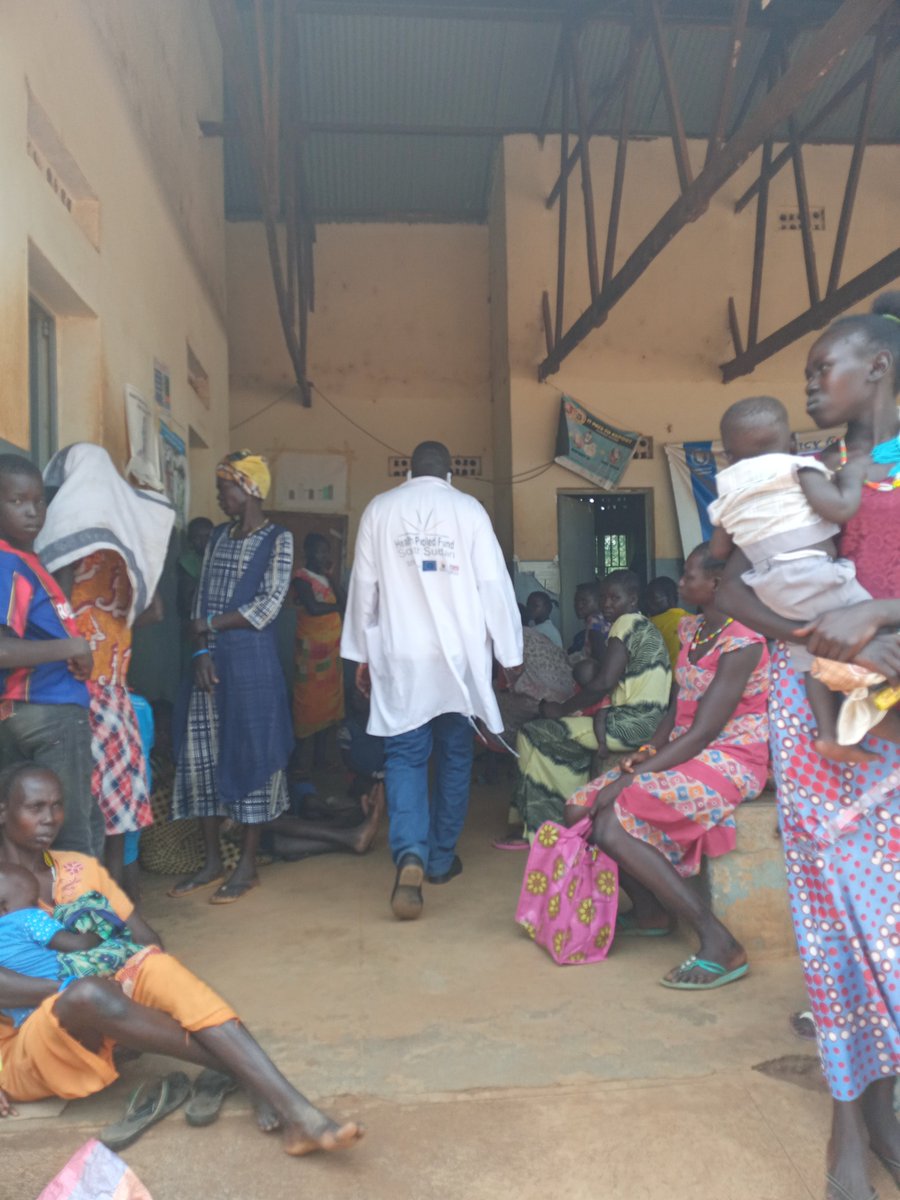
682, 441, 719, 541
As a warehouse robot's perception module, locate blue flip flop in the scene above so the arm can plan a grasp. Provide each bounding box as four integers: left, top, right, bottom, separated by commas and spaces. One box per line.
616, 911, 672, 938
660, 955, 749, 990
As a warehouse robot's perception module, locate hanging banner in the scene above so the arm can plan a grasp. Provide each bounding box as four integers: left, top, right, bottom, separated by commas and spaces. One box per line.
159, 422, 189, 529
664, 429, 839, 557
554, 397, 640, 490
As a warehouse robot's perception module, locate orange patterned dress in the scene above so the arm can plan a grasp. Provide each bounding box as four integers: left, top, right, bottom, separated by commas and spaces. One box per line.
70, 551, 151, 834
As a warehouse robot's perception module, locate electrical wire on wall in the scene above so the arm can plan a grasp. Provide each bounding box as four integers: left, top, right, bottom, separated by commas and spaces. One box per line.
230, 380, 557, 487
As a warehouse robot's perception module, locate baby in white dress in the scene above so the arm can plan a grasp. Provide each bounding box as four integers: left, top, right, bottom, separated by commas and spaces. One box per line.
708, 395, 888, 764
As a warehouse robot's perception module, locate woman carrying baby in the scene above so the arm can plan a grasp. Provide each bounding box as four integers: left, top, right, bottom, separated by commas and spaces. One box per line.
0, 762, 362, 1157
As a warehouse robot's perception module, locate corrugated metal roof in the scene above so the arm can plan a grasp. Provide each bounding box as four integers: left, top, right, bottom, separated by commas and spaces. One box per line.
223, 6, 900, 223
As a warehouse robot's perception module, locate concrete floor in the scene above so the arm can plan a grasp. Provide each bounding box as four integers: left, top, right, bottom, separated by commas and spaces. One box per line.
2, 783, 891, 1199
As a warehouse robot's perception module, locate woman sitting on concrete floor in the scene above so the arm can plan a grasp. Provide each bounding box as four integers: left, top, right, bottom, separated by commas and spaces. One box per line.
0, 763, 363, 1154
564, 545, 769, 991
509, 570, 671, 844
262, 661, 384, 861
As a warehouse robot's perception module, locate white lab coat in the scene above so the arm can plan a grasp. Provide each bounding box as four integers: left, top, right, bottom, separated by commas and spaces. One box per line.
341, 476, 523, 737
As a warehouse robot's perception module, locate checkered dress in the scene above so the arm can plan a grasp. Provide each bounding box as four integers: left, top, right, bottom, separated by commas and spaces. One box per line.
88, 682, 152, 834
172, 523, 293, 824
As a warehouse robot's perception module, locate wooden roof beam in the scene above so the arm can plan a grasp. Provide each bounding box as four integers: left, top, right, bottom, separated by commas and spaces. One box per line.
537, 0, 894, 381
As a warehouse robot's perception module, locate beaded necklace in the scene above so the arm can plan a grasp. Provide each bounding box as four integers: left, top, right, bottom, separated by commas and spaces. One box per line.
690, 616, 733, 652
839, 436, 900, 491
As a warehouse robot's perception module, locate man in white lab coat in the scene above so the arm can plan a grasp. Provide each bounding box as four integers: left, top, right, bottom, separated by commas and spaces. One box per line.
341, 441, 523, 920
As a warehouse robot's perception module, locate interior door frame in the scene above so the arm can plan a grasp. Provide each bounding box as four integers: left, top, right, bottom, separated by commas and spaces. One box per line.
556, 486, 656, 579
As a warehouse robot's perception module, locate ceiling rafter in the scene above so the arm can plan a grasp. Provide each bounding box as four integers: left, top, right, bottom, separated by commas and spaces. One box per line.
722, 11, 896, 381
537, 0, 896, 382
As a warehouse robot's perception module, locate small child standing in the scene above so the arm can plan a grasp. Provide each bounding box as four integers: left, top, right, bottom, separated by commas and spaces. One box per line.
708, 395, 899, 763
0, 454, 98, 854
0, 863, 143, 1028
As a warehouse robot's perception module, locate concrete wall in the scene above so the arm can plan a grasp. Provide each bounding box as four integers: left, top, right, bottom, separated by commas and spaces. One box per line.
496, 134, 900, 567
227, 222, 494, 539
0, 0, 228, 517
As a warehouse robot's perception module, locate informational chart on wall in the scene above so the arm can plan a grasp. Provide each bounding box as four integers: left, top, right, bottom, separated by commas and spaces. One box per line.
554, 397, 640, 490
159, 421, 189, 528
271, 452, 348, 513
124, 384, 162, 490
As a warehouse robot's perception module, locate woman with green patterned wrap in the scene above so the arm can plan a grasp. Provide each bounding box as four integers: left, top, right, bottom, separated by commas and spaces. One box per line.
513, 571, 671, 838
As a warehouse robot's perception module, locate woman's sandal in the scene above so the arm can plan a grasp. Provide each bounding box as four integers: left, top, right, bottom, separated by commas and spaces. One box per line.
659, 956, 749, 991
209, 878, 259, 905
790, 1009, 818, 1040
491, 836, 530, 851
825, 1171, 878, 1200
100, 1071, 192, 1151
871, 1147, 900, 1193
184, 1069, 240, 1127
166, 875, 225, 899
616, 911, 672, 938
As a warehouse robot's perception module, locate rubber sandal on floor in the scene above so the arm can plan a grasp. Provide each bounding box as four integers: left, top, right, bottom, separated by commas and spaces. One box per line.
166, 875, 225, 899
790, 1009, 817, 1040
491, 837, 529, 851
209, 879, 259, 905
826, 1171, 878, 1200
871, 1147, 900, 1193
184, 1069, 240, 1127
616, 912, 672, 938
100, 1071, 192, 1151
659, 955, 749, 991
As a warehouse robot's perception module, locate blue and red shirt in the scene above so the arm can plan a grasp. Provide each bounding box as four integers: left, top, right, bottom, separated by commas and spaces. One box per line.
0, 539, 89, 708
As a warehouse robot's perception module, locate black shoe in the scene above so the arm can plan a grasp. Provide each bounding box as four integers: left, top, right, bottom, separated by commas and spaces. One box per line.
426, 855, 463, 885
390, 854, 425, 920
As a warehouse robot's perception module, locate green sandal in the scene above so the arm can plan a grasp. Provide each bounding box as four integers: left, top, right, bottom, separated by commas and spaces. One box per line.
660, 955, 749, 991
100, 1071, 191, 1150
616, 911, 672, 938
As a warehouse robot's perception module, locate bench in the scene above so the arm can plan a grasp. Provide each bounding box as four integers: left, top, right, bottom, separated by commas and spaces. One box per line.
695, 790, 797, 959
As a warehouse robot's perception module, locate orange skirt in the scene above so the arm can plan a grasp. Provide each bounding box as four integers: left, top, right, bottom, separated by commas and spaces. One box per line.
0, 951, 237, 1103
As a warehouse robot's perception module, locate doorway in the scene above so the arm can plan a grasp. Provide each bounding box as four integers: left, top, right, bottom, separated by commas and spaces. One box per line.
556, 490, 654, 647
265, 510, 350, 685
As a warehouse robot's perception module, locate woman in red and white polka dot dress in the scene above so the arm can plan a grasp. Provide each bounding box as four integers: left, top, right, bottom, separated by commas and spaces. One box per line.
720, 293, 900, 1200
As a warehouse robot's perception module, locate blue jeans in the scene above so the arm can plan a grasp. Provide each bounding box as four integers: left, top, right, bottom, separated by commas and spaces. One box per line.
0, 701, 101, 856
384, 713, 474, 876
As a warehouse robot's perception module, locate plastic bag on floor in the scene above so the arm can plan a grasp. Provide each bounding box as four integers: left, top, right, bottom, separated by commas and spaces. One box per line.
36, 1138, 153, 1200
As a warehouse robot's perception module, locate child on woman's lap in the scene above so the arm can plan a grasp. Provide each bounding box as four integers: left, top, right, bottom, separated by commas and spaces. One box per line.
0, 862, 142, 1027
709, 395, 898, 764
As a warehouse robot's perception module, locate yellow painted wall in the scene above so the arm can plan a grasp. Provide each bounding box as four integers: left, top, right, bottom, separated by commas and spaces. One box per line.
227, 222, 494, 538
497, 134, 900, 565
0, 0, 228, 517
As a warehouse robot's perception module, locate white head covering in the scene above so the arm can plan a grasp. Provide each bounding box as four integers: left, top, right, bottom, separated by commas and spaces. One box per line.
35, 443, 175, 625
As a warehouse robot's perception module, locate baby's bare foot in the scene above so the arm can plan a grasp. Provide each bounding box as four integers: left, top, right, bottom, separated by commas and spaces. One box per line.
814, 737, 882, 766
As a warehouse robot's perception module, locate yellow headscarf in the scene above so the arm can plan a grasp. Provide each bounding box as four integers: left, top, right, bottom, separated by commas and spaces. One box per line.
216, 450, 271, 500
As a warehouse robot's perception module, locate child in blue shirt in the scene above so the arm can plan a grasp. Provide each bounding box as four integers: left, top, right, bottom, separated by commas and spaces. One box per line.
0, 862, 134, 1027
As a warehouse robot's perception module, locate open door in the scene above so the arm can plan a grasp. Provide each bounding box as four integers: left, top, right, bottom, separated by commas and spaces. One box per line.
557, 491, 654, 647
557, 494, 598, 649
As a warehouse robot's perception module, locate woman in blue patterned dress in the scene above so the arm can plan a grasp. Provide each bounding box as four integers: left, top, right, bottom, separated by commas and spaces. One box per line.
170, 452, 294, 905
719, 294, 900, 1200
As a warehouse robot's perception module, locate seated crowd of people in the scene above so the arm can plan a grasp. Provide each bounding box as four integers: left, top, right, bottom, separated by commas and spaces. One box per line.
1, 291, 900, 1200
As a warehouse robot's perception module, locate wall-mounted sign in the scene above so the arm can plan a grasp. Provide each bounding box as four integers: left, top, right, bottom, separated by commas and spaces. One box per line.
555, 397, 640, 490
159, 422, 189, 529
271, 452, 348, 513
124, 385, 162, 490
154, 358, 171, 411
